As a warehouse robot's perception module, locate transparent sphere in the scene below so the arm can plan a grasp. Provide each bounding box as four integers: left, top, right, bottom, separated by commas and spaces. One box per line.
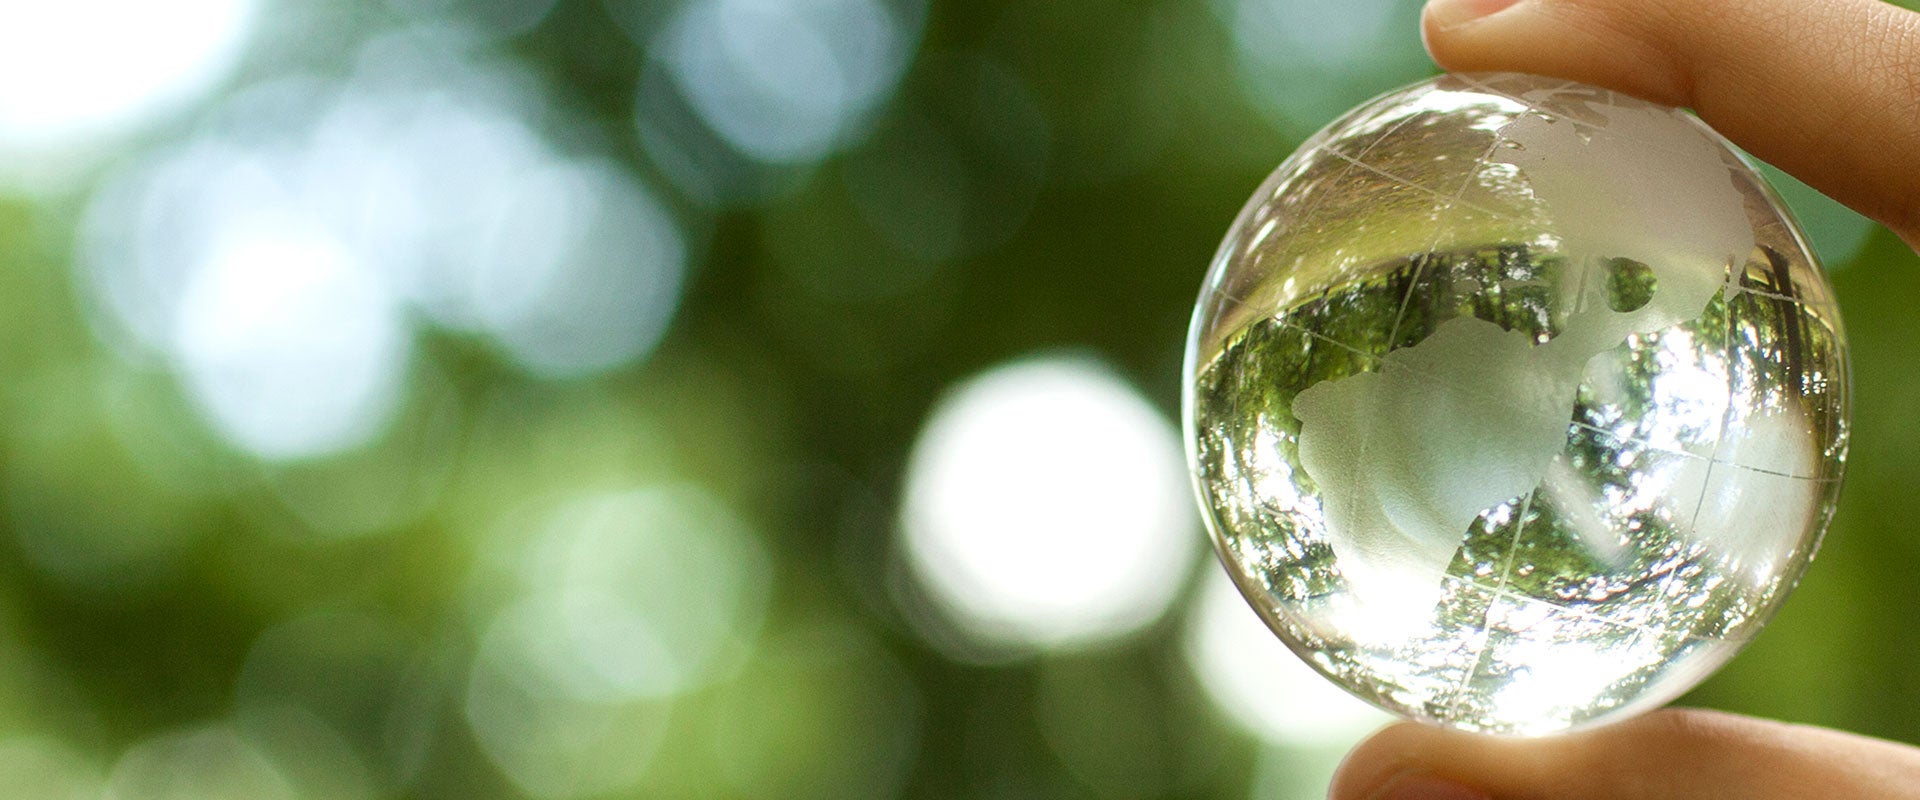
1183, 73, 1849, 734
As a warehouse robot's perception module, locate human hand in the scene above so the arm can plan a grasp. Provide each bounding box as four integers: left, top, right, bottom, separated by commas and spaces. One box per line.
1418, 0, 1920, 251
1329, 708, 1920, 799
1327, 1, 1920, 798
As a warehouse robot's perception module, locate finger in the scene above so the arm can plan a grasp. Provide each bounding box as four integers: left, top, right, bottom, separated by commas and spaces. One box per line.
1420, 0, 1920, 247
1329, 708, 1920, 800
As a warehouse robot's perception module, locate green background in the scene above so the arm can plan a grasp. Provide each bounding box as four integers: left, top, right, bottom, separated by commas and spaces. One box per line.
0, 0, 1915, 797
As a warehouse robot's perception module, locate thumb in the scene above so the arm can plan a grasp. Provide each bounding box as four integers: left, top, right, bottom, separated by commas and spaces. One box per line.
1330, 708, 1920, 800
1420, 0, 1920, 249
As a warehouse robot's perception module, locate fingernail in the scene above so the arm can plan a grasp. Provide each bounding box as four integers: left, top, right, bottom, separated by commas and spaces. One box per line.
1370, 772, 1492, 800
1423, 0, 1522, 31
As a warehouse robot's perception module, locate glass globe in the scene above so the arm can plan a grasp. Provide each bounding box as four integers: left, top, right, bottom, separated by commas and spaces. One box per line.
1183, 72, 1849, 734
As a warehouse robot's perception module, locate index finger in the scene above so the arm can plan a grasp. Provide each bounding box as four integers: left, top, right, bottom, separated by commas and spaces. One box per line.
1421, 0, 1920, 247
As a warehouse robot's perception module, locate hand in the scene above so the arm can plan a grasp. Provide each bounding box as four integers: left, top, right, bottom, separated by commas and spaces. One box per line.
1329, 1, 1920, 798
1330, 708, 1920, 799
1418, 0, 1920, 251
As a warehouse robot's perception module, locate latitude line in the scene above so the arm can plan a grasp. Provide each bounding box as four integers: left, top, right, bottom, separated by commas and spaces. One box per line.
1272, 317, 1841, 478
1371, 76, 1573, 366
1727, 282, 1811, 305
1658, 258, 1748, 615
1274, 316, 1839, 484
1566, 418, 1834, 482
1476, 582, 1736, 646
1322, 149, 1518, 221
1282, 104, 1438, 241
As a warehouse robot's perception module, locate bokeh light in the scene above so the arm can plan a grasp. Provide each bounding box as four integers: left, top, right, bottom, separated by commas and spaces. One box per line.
77, 28, 689, 460
0, 735, 102, 800
465, 606, 673, 799
172, 213, 410, 460
899, 357, 1199, 653
659, 0, 920, 164
0, 0, 1908, 797
384, 0, 559, 38
102, 724, 298, 800
465, 486, 771, 797
1216, 0, 1429, 132
232, 610, 442, 793
0, 0, 255, 174
6, 363, 221, 588
1184, 570, 1392, 746
843, 54, 1050, 263
636, 0, 926, 204
1188, 570, 1394, 799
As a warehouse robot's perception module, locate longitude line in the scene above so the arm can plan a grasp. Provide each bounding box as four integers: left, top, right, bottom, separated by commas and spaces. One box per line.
1657, 259, 1747, 614
1480, 584, 1729, 645
1383, 135, 1510, 350
1442, 489, 1537, 714
1227, 107, 1432, 342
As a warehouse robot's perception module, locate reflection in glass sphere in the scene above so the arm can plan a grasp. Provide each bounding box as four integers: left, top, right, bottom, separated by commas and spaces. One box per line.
1183, 73, 1849, 734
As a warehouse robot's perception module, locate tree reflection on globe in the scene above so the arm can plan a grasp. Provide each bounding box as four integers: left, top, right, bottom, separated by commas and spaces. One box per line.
1183, 72, 1849, 735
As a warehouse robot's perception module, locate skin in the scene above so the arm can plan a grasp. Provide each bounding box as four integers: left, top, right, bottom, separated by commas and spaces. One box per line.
1330, 1, 1920, 798
1422, 0, 1920, 250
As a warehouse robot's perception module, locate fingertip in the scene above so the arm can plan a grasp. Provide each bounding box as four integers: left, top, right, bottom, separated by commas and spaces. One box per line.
1416, 1, 1454, 70
1419, 0, 1523, 70
1413, 0, 1920, 240
1328, 722, 1468, 800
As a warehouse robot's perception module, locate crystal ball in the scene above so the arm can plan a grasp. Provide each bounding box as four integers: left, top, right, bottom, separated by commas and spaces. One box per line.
1183, 73, 1849, 734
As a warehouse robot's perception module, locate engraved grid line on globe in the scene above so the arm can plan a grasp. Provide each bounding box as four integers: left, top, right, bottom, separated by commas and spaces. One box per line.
1202, 103, 1439, 312
1479, 582, 1734, 644
1674, 273, 1796, 604
1453, 74, 1722, 162
1322, 149, 1519, 224
1384, 132, 1515, 350
1268, 78, 1838, 362
1572, 418, 1833, 483
1270, 101, 1445, 277
1187, 73, 1848, 734
1265, 255, 1842, 365
1272, 104, 1847, 490
1268, 317, 1836, 484
1441, 488, 1539, 714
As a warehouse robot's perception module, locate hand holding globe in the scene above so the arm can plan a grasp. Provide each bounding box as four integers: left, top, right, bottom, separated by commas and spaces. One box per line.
1313, 0, 1920, 797
1182, 0, 1920, 790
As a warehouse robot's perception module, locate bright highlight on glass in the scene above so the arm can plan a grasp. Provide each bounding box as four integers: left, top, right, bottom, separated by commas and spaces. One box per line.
900, 357, 1198, 653
1185, 73, 1849, 734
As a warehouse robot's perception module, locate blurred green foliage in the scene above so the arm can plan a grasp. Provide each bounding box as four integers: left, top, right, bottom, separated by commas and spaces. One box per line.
0, 0, 1913, 798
